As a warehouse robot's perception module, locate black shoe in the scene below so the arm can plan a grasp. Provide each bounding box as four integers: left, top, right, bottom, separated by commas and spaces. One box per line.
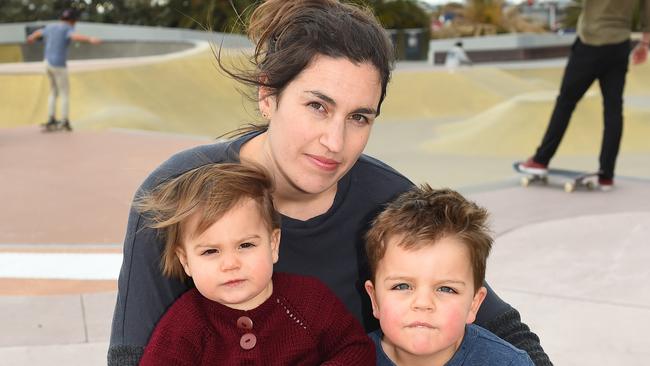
60, 120, 73, 131
44, 118, 59, 131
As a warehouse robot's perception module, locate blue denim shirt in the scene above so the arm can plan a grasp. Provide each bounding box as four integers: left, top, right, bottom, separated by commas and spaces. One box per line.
369, 324, 534, 366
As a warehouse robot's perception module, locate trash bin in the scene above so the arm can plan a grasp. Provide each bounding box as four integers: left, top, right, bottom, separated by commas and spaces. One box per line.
386, 28, 429, 61
23, 25, 46, 61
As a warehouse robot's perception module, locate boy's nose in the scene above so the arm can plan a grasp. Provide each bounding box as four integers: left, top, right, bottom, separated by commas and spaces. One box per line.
412, 291, 435, 311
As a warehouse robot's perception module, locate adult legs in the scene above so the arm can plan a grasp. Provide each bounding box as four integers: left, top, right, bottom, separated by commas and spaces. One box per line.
533, 39, 599, 165
46, 67, 59, 121
46, 65, 70, 121
597, 41, 629, 180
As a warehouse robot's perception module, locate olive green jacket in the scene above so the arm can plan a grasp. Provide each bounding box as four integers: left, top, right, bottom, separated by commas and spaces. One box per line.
578, 0, 650, 45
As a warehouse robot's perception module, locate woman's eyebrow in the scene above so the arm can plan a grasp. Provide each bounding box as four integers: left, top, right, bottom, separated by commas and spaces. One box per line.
306, 90, 377, 115
353, 107, 377, 115
306, 90, 336, 105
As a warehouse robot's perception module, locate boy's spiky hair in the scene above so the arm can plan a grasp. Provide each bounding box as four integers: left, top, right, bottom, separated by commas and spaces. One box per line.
365, 185, 492, 292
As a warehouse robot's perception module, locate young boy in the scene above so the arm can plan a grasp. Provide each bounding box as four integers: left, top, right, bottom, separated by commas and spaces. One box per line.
135, 163, 374, 365
26, 8, 100, 131
364, 185, 534, 366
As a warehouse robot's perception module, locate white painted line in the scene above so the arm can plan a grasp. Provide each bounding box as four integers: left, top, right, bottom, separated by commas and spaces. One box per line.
0, 253, 122, 280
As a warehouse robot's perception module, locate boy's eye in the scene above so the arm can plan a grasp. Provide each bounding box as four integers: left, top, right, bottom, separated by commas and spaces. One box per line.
201, 249, 218, 256
239, 242, 255, 249
438, 286, 457, 294
391, 283, 411, 291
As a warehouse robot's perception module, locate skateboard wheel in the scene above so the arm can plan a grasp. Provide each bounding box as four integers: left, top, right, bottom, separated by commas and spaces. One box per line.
586, 181, 595, 190
521, 177, 530, 187
541, 176, 549, 185
564, 182, 575, 193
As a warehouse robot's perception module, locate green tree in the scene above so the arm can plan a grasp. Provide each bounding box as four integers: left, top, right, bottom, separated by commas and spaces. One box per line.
562, 0, 582, 30
1, 0, 429, 34
353, 0, 430, 29
465, 0, 504, 28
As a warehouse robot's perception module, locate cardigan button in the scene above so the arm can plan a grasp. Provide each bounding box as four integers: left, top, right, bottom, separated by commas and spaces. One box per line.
237, 316, 253, 330
240, 333, 257, 350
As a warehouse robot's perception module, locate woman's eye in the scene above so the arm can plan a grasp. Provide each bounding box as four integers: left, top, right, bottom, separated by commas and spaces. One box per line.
240, 242, 255, 249
391, 283, 411, 291
201, 249, 218, 256
349, 114, 369, 124
308, 102, 325, 113
438, 286, 457, 294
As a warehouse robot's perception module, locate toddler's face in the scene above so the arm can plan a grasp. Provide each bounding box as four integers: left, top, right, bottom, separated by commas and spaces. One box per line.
365, 235, 486, 363
178, 198, 280, 310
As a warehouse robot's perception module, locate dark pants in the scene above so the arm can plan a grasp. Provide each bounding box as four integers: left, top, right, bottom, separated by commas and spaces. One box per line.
533, 38, 630, 180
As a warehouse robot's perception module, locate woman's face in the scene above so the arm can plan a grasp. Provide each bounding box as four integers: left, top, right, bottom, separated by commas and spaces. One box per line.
259, 55, 382, 196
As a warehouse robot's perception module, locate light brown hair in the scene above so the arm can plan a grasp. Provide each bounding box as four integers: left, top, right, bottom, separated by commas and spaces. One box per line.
365, 185, 492, 292
220, 0, 394, 136
135, 163, 281, 280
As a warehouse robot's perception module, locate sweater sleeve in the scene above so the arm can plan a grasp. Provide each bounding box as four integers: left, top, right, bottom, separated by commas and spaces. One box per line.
138, 295, 204, 366
475, 282, 552, 366
313, 281, 376, 366
485, 308, 552, 366
108, 204, 190, 366
109, 143, 230, 366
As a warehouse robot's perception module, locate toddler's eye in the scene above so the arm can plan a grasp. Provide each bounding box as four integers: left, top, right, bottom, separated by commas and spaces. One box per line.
201, 249, 218, 256
240, 242, 255, 249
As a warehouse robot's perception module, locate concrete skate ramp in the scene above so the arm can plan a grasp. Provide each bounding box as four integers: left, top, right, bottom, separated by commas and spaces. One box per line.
418, 63, 650, 157
0, 48, 254, 136
2, 48, 650, 158
0, 53, 557, 131
421, 89, 650, 156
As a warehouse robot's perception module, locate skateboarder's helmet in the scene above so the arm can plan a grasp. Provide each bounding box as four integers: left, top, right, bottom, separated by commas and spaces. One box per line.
60, 9, 78, 21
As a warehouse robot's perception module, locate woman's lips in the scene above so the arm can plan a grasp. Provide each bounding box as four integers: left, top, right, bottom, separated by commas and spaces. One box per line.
307, 154, 340, 171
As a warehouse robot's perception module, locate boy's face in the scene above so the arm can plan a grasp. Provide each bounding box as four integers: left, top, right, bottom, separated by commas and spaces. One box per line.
365, 235, 486, 364
177, 198, 280, 311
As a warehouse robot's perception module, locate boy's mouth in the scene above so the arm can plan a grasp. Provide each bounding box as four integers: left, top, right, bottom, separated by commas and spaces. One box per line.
406, 321, 434, 329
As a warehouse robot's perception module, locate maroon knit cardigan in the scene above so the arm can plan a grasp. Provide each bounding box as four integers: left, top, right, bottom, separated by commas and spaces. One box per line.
139, 272, 375, 365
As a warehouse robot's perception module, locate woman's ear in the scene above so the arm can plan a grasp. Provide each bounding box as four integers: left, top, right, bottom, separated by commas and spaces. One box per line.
258, 81, 276, 120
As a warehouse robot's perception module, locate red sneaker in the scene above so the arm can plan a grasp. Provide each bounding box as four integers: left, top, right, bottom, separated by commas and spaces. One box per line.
598, 177, 614, 191
517, 158, 548, 175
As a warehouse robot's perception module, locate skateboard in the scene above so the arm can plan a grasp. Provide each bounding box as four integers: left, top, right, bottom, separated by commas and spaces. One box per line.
41, 120, 72, 132
513, 161, 599, 193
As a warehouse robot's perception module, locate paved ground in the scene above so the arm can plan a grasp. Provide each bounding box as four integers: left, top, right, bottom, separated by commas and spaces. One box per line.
1, 53, 650, 365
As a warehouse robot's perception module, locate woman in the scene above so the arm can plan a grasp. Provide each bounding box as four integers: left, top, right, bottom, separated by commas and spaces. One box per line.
108, 1, 551, 365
